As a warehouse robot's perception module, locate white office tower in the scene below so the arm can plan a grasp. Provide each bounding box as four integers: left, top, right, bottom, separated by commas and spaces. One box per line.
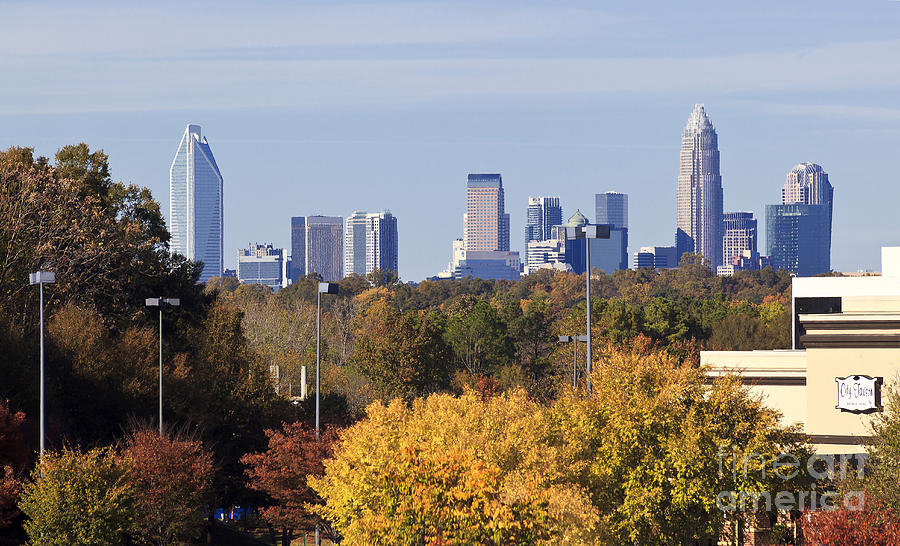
170, 124, 224, 282
344, 210, 399, 277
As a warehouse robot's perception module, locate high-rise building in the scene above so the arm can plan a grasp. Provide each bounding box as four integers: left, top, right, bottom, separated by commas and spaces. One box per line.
676, 105, 723, 267
722, 211, 757, 264
524, 196, 562, 271
525, 197, 562, 244
465, 174, 509, 252
595, 191, 629, 270
290, 216, 343, 282
563, 211, 627, 275
438, 173, 519, 280
782, 162, 834, 258
345, 210, 399, 277
766, 204, 831, 276
237, 243, 288, 291
290, 217, 306, 283
595, 192, 628, 229
169, 124, 223, 282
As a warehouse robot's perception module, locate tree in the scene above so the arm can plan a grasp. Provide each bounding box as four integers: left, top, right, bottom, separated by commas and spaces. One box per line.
18, 447, 134, 545
342, 445, 552, 545
444, 299, 514, 377
124, 428, 215, 546
549, 340, 808, 545
311, 390, 602, 544
242, 423, 338, 546
802, 503, 900, 545
350, 300, 452, 401
0, 400, 27, 529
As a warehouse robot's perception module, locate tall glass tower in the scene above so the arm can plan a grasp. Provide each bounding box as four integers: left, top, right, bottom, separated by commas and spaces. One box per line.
676, 105, 723, 267
170, 124, 223, 282
525, 197, 562, 244
595, 191, 628, 229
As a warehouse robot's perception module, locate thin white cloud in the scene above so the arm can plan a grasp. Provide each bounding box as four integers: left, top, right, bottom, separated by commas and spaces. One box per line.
3, 37, 900, 115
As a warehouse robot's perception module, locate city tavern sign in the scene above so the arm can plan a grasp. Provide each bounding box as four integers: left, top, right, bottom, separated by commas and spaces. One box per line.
835, 375, 883, 414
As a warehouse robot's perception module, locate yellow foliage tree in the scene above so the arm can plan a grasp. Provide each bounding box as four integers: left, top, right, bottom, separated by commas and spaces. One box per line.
310, 390, 603, 544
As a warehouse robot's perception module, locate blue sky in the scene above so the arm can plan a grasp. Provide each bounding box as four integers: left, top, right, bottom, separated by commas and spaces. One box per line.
2, 1, 899, 280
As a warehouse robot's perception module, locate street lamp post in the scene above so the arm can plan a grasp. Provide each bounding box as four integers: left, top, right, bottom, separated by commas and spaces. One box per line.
558, 335, 589, 388
315, 281, 338, 546
569, 224, 610, 393
145, 297, 180, 435
29, 270, 55, 460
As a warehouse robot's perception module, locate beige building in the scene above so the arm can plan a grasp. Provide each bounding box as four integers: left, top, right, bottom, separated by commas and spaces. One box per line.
702, 247, 900, 454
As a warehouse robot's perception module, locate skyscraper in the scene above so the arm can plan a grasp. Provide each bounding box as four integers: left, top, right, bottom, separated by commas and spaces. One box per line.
782, 162, 834, 256
595, 191, 629, 271
290, 216, 306, 283
525, 197, 562, 244
525, 196, 562, 270
169, 124, 223, 282
766, 204, 831, 276
722, 212, 757, 263
465, 174, 509, 252
676, 105, 723, 267
595, 191, 628, 229
345, 210, 399, 277
304, 216, 344, 282
766, 163, 834, 276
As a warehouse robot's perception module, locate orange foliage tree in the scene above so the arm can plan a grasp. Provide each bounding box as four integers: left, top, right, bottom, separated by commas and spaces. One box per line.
242, 422, 338, 546
0, 400, 26, 529
123, 428, 215, 545
802, 504, 900, 546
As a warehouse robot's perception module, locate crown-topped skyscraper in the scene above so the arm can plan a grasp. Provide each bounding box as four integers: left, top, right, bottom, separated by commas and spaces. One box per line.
676, 105, 723, 267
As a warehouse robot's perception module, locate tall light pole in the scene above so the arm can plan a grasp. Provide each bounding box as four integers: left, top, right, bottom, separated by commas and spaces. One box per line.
569, 224, 610, 393
30, 270, 55, 460
145, 297, 180, 435
315, 281, 338, 546
558, 335, 588, 388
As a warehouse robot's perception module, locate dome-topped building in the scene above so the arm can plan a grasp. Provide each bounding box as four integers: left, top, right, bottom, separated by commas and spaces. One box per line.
565, 209, 589, 227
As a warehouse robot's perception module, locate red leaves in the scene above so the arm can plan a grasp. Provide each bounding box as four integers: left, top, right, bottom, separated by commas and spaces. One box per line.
242, 422, 337, 531
802, 504, 900, 546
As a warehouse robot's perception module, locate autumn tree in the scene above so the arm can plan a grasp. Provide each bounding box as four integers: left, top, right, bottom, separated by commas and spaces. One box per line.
549, 340, 808, 544
124, 428, 215, 546
0, 400, 27, 530
443, 299, 514, 377
311, 390, 603, 544
18, 447, 134, 545
350, 300, 452, 401
802, 503, 900, 546
340, 445, 552, 545
243, 422, 338, 546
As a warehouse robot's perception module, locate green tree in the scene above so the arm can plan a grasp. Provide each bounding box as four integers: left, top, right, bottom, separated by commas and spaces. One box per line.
444, 299, 514, 377
19, 447, 134, 545
350, 300, 452, 401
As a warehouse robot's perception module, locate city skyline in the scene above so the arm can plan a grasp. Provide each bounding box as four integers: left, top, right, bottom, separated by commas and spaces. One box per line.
2, 2, 898, 280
